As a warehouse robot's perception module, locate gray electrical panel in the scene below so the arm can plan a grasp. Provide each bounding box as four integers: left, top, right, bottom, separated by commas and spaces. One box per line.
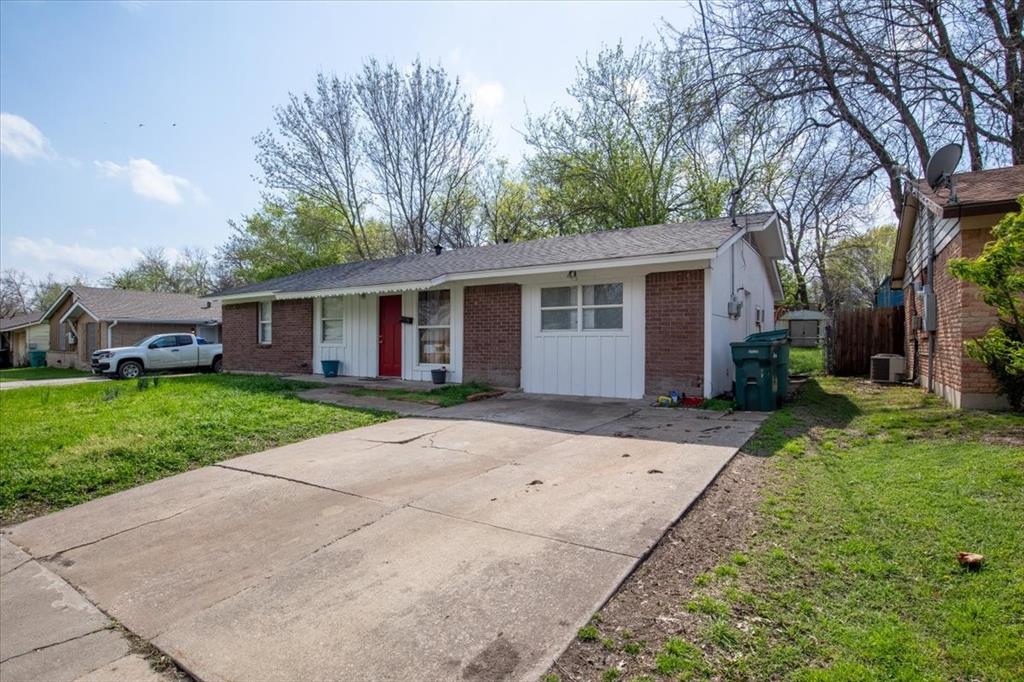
920, 291, 937, 331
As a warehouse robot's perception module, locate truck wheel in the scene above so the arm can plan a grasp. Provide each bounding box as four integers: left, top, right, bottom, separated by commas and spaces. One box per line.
211, 356, 223, 373
118, 360, 143, 379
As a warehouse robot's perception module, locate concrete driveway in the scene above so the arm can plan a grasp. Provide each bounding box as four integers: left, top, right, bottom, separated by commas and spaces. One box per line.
1, 394, 764, 682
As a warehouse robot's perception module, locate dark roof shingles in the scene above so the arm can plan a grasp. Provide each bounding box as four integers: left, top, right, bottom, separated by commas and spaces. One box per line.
70, 286, 221, 322
217, 213, 771, 297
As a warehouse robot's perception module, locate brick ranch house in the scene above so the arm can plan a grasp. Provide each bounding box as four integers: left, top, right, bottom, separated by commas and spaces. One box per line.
890, 164, 1024, 409
212, 213, 785, 400
39, 286, 222, 370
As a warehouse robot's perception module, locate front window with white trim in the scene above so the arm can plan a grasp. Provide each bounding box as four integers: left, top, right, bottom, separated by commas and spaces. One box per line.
258, 301, 272, 344
321, 297, 343, 343
541, 283, 623, 331
418, 290, 450, 364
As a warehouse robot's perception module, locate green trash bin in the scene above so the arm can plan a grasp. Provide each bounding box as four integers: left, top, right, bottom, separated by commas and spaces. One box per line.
730, 341, 780, 411
28, 350, 46, 368
746, 329, 790, 401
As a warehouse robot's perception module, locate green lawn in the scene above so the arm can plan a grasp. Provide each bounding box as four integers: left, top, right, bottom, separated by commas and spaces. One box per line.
343, 382, 494, 407
0, 366, 91, 383
655, 378, 1024, 680
789, 346, 824, 375
0, 374, 391, 523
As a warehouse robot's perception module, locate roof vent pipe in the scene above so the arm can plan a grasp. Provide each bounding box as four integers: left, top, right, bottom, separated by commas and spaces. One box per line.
434, 244, 442, 256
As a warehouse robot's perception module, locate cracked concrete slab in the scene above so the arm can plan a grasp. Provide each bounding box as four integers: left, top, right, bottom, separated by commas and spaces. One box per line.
39, 474, 389, 639
588, 408, 761, 446
441, 392, 640, 432
1, 537, 31, 576
4, 466, 255, 558
227, 441, 502, 506
0, 629, 129, 682
415, 435, 738, 556
424, 420, 574, 460
0, 560, 110, 661
74, 653, 167, 682
154, 506, 633, 682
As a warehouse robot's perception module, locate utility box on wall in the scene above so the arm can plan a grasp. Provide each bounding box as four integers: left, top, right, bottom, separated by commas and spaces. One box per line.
920, 291, 937, 332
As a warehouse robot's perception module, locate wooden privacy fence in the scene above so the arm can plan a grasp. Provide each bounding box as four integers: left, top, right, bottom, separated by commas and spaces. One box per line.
828, 306, 905, 376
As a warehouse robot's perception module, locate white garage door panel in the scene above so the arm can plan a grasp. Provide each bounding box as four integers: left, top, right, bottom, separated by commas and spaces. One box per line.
522, 277, 645, 399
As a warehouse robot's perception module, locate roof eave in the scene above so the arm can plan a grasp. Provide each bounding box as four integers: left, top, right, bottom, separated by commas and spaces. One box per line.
214, 249, 720, 302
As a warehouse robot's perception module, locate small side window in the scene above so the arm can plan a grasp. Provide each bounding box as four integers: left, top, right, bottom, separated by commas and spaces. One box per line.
258, 302, 272, 345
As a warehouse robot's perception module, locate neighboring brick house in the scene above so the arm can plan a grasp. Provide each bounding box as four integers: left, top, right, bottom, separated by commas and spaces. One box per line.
37, 286, 222, 370
890, 164, 1024, 409
212, 213, 785, 400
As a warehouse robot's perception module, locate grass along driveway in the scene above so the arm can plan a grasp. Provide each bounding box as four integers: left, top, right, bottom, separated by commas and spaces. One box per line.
0, 366, 91, 383
552, 377, 1023, 681
0, 374, 391, 524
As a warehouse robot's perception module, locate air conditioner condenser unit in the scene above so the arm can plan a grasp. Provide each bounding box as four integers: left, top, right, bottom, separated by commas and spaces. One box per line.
870, 354, 906, 383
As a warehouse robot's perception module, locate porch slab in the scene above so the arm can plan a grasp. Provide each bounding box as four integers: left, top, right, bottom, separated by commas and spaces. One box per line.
153, 506, 633, 682
30, 475, 389, 639
414, 435, 737, 557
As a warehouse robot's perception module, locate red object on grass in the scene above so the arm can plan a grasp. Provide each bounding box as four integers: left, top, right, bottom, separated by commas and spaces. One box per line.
682, 396, 704, 407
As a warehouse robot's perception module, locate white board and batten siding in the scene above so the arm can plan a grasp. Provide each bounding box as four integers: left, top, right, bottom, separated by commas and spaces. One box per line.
312, 293, 380, 377
311, 286, 464, 383
521, 274, 645, 399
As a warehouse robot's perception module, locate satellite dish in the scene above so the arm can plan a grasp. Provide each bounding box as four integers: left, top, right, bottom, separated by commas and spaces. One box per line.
925, 143, 962, 191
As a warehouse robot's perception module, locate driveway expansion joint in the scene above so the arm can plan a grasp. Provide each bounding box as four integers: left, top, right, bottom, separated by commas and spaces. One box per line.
406, 504, 640, 559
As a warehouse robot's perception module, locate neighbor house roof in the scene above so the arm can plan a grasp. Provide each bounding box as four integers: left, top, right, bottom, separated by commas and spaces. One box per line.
910, 165, 1024, 217
213, 212, 782, 299
0, 310, 45, 332
44, 286, 221, 325
891, 165, 1024, 288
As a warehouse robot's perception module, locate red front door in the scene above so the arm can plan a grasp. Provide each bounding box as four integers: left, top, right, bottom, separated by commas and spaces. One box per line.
378, 295, 403, 377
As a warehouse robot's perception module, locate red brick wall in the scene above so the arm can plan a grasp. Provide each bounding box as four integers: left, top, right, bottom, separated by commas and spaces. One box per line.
645, 270, 704, 396
222, 300, 313, 374
463, 283, 521, 387
958, 228, 1002, 395
903, 226, 1002, 399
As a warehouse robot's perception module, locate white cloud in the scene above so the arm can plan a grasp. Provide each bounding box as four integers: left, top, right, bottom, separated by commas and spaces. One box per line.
6, 236, 143, 281
473, 81, 506, 113
0, 113, 56, 161
95, 158, 203, 205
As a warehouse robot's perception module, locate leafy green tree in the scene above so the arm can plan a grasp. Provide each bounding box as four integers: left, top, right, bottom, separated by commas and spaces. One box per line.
822, 225, 897, 309
216, 196, 392, 287
104, 247, 214, 295
948, 199, 1024, 410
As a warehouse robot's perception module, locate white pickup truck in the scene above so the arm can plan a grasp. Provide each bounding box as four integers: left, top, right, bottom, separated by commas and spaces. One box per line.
91, 333, 223, 379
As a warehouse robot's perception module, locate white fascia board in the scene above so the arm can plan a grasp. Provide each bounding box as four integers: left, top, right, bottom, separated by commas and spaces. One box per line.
110, 318, 222, 325
39, 286, 75, 322
267, 250, 718, 300
209, 291, 278, 304
58, 301, 99, 324
274, 280, 433, 300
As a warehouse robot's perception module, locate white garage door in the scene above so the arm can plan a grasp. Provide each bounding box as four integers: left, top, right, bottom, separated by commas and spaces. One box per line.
521, 276, 645, 398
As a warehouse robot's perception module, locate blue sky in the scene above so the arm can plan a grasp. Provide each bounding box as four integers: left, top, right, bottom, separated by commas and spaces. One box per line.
0, 1, 692, 282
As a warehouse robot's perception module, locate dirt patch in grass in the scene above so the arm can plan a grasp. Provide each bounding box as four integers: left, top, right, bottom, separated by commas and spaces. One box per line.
549, 451, 770, 681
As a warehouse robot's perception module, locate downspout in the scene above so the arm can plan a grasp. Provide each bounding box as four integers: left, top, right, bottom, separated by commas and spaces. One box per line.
107, 320, 119, 349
